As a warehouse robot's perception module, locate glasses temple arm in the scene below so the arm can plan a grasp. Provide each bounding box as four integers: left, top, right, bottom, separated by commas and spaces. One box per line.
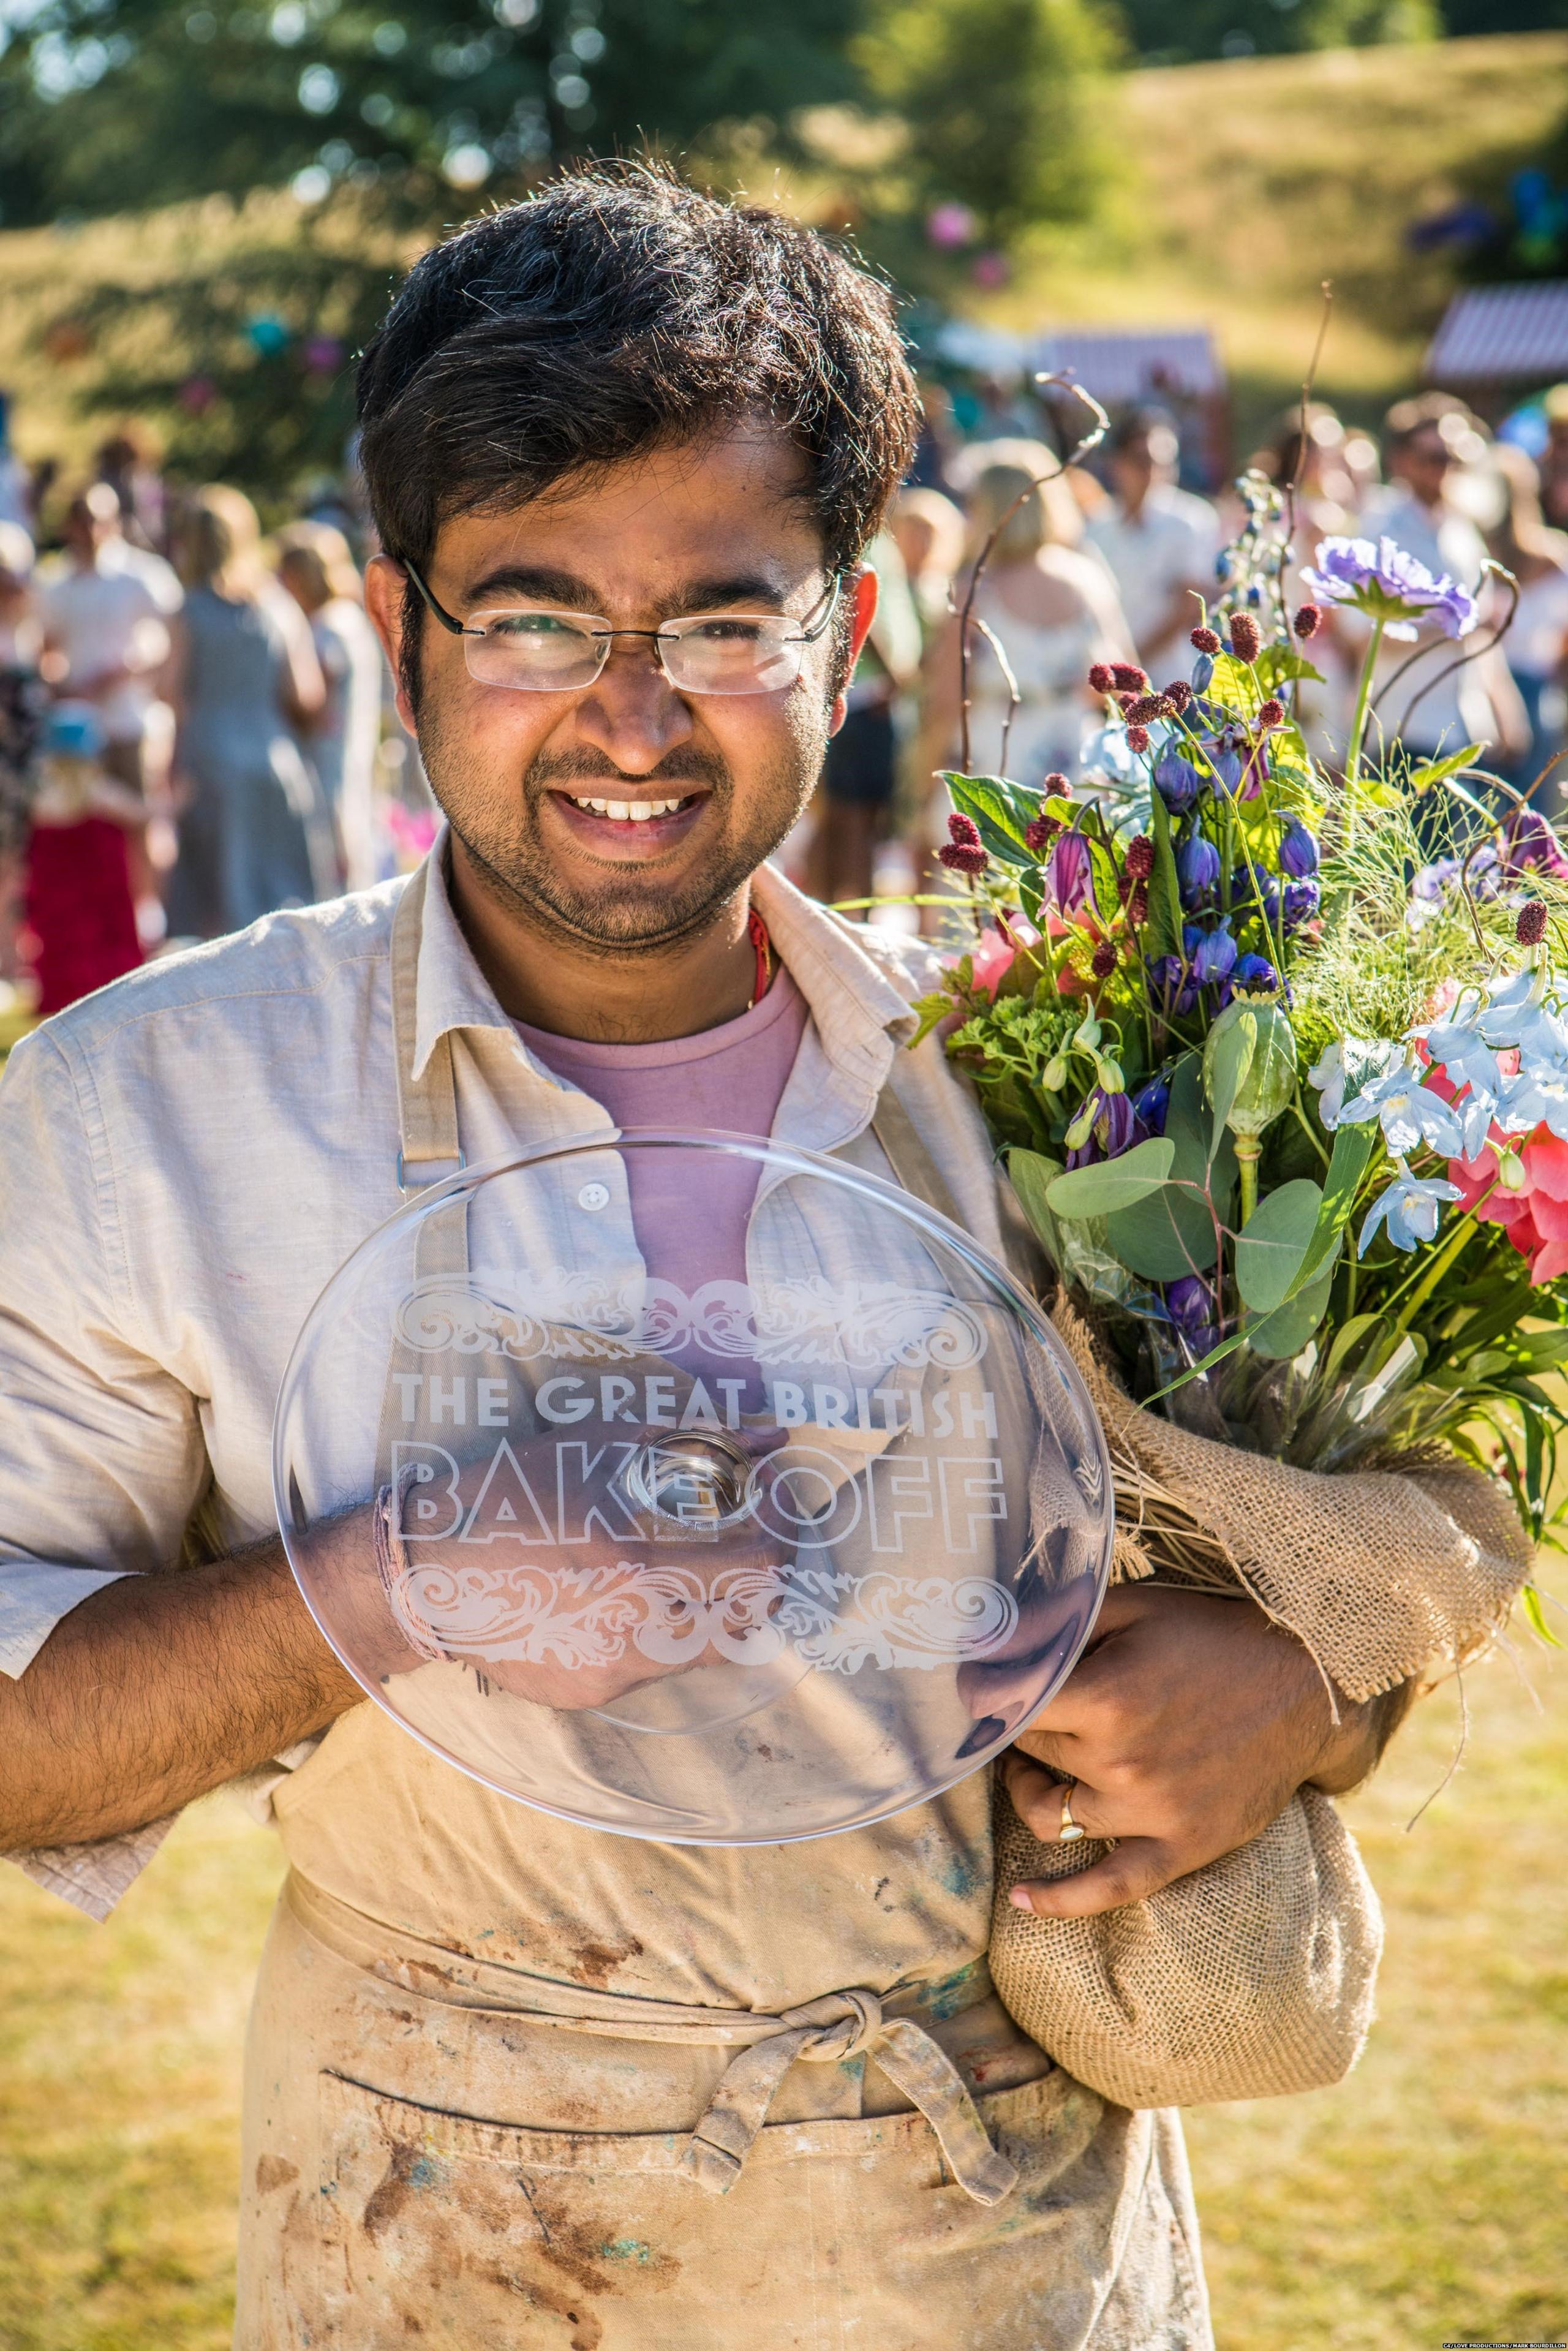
399, 557, 470, 638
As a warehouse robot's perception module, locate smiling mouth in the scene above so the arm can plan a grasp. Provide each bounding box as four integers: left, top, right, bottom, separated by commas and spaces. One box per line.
560, 791, 703, 824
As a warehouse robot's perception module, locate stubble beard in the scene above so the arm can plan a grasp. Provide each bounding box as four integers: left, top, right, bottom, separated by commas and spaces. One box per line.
415, 709, 828, 960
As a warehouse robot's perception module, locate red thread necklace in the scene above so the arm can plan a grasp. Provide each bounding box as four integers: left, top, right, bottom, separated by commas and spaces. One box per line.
747, 908, 773, 1010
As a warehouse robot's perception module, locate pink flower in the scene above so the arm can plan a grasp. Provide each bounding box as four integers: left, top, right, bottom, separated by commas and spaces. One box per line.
1447, 1128, 1568, 1284
967, 916, 1042, 997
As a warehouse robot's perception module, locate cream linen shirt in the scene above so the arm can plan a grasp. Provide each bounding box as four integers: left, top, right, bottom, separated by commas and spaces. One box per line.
0, 836, 1022, 1917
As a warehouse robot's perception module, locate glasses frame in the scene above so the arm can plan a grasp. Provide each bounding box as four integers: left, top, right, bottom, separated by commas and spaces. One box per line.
400, 559, 843, 696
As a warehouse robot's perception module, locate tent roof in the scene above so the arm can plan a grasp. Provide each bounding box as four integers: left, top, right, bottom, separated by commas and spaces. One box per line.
1427, 281, 1568, 385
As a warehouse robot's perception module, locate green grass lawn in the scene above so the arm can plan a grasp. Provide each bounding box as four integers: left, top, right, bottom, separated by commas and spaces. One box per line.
1, 1634, 1564, 2349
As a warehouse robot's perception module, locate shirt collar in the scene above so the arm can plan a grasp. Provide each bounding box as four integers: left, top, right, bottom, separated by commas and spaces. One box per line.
410, 826, 920, 1100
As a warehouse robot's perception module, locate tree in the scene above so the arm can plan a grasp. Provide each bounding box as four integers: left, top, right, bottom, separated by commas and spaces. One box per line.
0, 0, 856, 230
857, 0, 1119, 251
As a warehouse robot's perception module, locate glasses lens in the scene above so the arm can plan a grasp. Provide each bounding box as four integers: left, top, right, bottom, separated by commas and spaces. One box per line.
465, 611, 605, 691
661, 616, 801, 696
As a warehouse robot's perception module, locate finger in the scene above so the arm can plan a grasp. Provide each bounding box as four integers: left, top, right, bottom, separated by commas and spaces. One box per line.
998, 1752, 1114, 1844
1008, 1838, 1179, 1919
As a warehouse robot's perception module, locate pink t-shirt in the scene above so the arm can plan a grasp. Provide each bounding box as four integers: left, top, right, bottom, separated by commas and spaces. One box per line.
515, 965, 809, 1304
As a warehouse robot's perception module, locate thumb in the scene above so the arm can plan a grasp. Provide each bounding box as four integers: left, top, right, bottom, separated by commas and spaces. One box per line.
1008, 1836, 1175, 1919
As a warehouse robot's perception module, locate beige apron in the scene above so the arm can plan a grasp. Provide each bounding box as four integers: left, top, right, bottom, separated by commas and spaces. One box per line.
234, 868, 1212, 2349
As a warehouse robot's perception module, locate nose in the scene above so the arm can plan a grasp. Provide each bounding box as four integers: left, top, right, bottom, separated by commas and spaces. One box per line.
570, 637, 695, 775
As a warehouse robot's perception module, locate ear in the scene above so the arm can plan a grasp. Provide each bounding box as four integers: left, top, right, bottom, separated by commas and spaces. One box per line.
365, 553, 418, 734
827, 567, 880, 739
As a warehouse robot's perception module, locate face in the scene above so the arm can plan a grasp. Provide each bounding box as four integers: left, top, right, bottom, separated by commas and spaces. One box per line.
368, 426, 873, 957
1396, 428, 1453, 499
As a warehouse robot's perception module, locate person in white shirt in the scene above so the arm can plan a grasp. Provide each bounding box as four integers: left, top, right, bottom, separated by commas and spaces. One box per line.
276, 520, 388, 890
1357, 394, 1528, 771
35, 481, 183, 796
1084, 409, 1219, 674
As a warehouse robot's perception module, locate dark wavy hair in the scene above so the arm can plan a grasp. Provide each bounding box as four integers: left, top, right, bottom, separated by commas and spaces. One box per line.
356, 165, 919, 689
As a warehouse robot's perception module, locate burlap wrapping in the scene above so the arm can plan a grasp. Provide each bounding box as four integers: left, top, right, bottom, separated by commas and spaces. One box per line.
987, 1302, 1533, 2107
1050, 1302, 1534, 1705
990, 1781, 1383, 2107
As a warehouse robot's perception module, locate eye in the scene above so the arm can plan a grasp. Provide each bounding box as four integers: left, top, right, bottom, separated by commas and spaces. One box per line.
676, 616, 771, 646
481, 611, 590, 643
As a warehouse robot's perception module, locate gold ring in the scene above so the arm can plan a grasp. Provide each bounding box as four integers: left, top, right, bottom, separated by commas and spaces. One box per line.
1059, 1779, 1087, 1844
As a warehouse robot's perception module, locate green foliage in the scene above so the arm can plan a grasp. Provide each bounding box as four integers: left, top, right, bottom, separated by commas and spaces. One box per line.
856, 0, 1119, 246
1113, 0, 1439, 64
1046, 1135, 1174, 1217
1233, 1176, 1322, 1312
0, 0, 856, 230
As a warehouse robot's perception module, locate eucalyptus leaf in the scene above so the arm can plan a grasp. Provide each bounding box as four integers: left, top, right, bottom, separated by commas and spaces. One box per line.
1234, 1178, 1324, 1312
1046, 1137, 1175, 1219
1294, 1120, 1376, 1292
1008, 1149, 1065, 1262
1248, 1256, 1336, 1359
1105, 1181, 1219, 1280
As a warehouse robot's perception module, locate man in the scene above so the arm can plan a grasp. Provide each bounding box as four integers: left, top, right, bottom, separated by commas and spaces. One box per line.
1357, 394, 1528, 771
1, 173, 1382, 2347
36, 480, 183, 798
1084, 409, 1219, 674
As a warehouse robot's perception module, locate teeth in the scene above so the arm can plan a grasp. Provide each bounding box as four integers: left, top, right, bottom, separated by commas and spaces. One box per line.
569, 794, 685, 821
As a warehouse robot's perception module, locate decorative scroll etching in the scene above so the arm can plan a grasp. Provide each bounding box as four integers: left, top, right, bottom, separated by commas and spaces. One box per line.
393, 1274, 987, 1373
386, 1558, 1018, 1676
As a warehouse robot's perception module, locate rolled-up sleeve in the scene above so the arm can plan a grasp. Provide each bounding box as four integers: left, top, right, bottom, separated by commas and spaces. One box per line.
0, 1026, 207, 1675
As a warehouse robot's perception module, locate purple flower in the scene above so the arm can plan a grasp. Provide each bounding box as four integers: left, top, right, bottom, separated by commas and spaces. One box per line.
1154, 746, 1204, 813
1065, 1086, 1137, 1169
1283, 878, 1320, 929
1301, 535, 1478, 644
1164, 1274, 1217, 1337
1044, 828, 1093, 913
1280, 818, 1319, 878
1502, 806, 1568, 881
1147, 953, 1199, 1017
1185, 921, 1237, 987
1176, 834, 1221, 907
1207, 746, 1244, 796
1190, 651, 1215, 693
1132, 1075, 1170, 1136
1233, 953, 1281, 994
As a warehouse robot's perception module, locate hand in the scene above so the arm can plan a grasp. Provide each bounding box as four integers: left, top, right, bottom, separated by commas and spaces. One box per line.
1000, 1583, 1377, 1919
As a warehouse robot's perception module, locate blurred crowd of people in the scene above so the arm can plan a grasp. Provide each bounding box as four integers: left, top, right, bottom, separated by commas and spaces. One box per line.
0, 414, 399, 1019
2, 376, 1568, 1021
804, 380, 1568, 918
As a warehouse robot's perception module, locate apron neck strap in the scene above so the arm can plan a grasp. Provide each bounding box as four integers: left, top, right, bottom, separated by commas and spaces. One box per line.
391, 856, 467, 1199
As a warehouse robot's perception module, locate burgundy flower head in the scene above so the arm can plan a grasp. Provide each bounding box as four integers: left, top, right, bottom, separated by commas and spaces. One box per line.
1163, 679, 1193, 713
1190, 625, 1222, 656
1125, 723, 1151, 753
1128, 880, 1149, 926
1518, 899, 1548, 946
1091, 939, 1118, 979
1292, 603, 1323, 641
1023, 815, 1059, 854
1126, 692, 1175, 726
947, 812, 981, 848
1087, 663, 1115, 694
1125, 834, 1155, 880
1257, 696, 1286, 730
1228, 612, 1261, 663
1042, 772, 1069, 794
939, 840, 987, 877
1111, 662, 1149, 694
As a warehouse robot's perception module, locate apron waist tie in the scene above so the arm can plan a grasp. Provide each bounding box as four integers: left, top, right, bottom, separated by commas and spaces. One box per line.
287, 1873, 1017, 2208
681, 1987, 1017, 2206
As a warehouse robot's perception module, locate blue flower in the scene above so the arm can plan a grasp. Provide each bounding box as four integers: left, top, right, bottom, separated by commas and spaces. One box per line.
1359, 1161, 1462, 1255
1280, 819, 1319, 878
1232, 953, 1280, 994
1186, 922, 1237, 987
1497, 1067, 1568, 1143
1282, 878, 1320, 930
1337, 1059, 1464, 1156
1132, 1075, 1170, 1136
1207, 746, 1244, 796
1190, 651, 1215, 693
1301, 535, 1477, 644
1147, 953, 1199, 1017
1065, 1085, 1137, 1169
1154, 746, 1204, 813
1308, 1037, 1397, 1129
1164, 1274, 1218, 1342
1175, 834, 1220, 907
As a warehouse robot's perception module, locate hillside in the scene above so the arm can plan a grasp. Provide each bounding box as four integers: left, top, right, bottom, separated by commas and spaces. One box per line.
0, 30, 1564, 480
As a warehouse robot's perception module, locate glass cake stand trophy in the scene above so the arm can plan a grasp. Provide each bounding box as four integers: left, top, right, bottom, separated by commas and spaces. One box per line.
273, 1131, 1112, 1844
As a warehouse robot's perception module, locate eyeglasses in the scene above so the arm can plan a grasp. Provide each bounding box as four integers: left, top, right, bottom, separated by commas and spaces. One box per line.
402, 560, 842, 696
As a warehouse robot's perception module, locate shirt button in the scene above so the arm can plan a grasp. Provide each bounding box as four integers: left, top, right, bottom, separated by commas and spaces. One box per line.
577, 1182, 611, 1212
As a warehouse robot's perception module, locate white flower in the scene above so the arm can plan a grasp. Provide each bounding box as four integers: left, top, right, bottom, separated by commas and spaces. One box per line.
1359, 1161, 1462, 1255
1309, 1035, 1396, 1130
1496, 1067, 1568, 1142
1337, 1059, 1464, 1157
1475, 967, 1568, 1065
1419, 1017, 1504, 1102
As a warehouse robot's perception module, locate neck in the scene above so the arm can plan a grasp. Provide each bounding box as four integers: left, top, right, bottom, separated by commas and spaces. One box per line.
446, 831, 761, 1044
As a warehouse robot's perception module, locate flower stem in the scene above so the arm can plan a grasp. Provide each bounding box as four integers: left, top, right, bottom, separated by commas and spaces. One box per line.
1344, 617, 1385, 804
1235, 1134, 1260, 1226
1390, 1201, 1486, 1337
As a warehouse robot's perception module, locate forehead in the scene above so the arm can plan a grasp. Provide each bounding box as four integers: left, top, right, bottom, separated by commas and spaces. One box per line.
435, 423, 824, 605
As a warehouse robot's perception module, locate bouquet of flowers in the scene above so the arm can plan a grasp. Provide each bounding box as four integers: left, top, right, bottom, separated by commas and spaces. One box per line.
916, 473, 1564, 1637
